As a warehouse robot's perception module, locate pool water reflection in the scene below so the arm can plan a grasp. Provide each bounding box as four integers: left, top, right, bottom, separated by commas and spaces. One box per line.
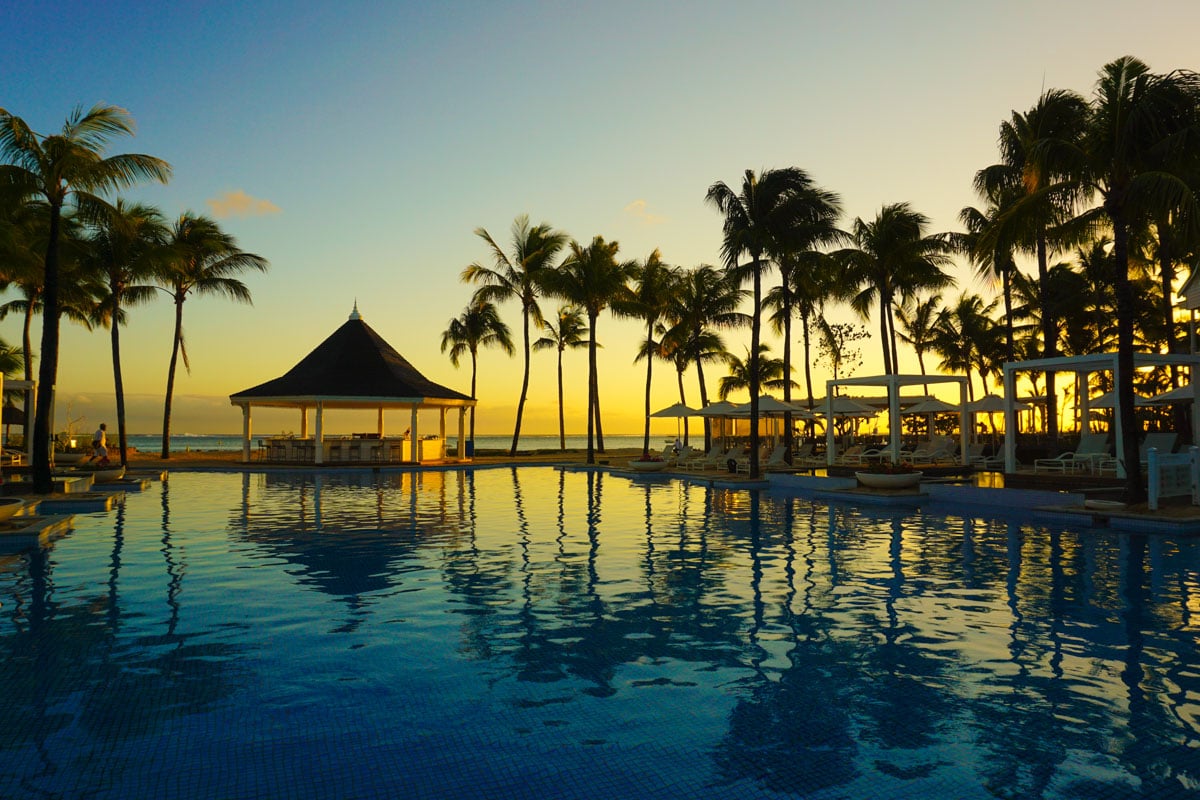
0, 468, 1197, 799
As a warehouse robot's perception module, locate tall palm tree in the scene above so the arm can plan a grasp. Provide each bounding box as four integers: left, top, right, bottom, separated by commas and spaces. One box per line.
543, 235, 634, 464
159, 213, 267, 459
0, 104, 170, 490
661, 265, 746, 450
87, 199, 168, 466
836, 202, 956, 375
1066, 57, 1200, 500
718, 344, 793, 400
706, 168, 822, 477
441, 299, 515, 452
956, 192, 1021, 363
623, 249, 678, 456
532, 305, 587, 451
461, 215, 567, 456
895, 293, 943, 394
930, 293, 999, 403
0, 196, 47, 380
975, 89, 1089, 440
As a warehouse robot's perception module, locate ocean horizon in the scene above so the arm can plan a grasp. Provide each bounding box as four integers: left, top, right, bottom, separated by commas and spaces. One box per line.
124, 433, 688, 454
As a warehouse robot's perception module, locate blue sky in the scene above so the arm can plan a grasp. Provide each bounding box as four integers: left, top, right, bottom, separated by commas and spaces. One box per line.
2, 1, 1198, 436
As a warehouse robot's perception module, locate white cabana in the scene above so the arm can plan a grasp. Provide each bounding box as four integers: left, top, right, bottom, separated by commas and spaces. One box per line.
824, 375, 969, 466
1002, 352, 1200, 476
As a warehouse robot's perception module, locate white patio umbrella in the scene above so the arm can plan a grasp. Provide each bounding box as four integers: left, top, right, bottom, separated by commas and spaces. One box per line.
697, 400, 738, 416
1148, 383, 1196, 404
968, 394, 1033, 413
651, 402, 697, 440
902, 397, 960, 414
1088, 390, 1154, 409
817, 396, 878, 416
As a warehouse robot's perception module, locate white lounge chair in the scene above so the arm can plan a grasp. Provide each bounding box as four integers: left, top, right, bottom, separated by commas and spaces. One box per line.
736, 444, 788, 473
1034, 432, 1110, 473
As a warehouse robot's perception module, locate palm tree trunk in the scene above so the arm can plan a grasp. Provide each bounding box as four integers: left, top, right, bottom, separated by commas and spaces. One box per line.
161, 297, 185, 459
1002, 267, 1015, 363
697, 356, 711, 451
676, 368, 688, 445
31, 205, 62, 493
1112, 214, 1145, 503
641, 321, 653, 456
469, 352, 478, 444
510, 306, 532, 456
22, 298, 34, 382
110, 295, 128, 467
594, 373, 605, 453
748, 261, 762, 479
781, 291, 794, 463
586, 316, 598, 465
556, 346, 565, 451
1037, 231, 1059, 442
878, 293, 892, 375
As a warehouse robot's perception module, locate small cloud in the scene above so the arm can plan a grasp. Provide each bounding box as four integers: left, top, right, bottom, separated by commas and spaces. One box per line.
207, 189, 281, 218
623, 199, 665, 225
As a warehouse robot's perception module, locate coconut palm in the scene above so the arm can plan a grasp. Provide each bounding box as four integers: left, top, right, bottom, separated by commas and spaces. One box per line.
661, 265, 746, 450
707, 168, 823, 477
623, 249, 678, 456
1064, 57, 1200, 501
718, 344, 793, 401
543, 235, 634, 464
974, 89, 1089, 440
836, 202, 956, 375
158, 213, 267, 459
0, 104, 171, 491
895, 293, 943, 394
441, 299, 515, 452
462, 215, 567, 456
931, 293, 999, 403
532, 305, 586, 451
87, 199, 169, 466
956, 192, 1021, 363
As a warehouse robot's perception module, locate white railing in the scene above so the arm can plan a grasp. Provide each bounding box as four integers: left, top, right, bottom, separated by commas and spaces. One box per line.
1146, 446, 1200, 511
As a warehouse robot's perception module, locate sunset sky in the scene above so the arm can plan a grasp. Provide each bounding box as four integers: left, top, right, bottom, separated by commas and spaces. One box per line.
2, 1, 1197, 437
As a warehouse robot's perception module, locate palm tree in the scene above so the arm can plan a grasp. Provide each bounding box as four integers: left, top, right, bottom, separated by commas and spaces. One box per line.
532, 305, 586, 451
895, 293, 943, 394
0, 104, 171, 491
441, 299, 514, 453
158, 213, 267, 459
707, 168, 822, 477
956, 192, 1021, 363
766, 248, 841, 424
930, 293, 999, 402
87, 199, 168, 466
543, 235, 634, 464
836, 202, 956, 375
1066, 57, 1200, 500
461, 215, 567, 456
718, 344, 793, 400
661, 265, 746, 450
975, 89, 1089, 440
623, 249, 678, 456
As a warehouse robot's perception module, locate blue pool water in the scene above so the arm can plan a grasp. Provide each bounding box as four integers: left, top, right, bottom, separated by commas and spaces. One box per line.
0, 468, 1197, 799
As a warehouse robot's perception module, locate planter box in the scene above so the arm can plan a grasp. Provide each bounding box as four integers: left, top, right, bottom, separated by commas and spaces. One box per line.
855, 471, 923, 489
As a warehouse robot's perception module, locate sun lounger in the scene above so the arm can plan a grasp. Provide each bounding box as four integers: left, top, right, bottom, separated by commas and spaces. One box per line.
681, 444, 724, 471
1034, 432, 1110, 473
736, 444, 788, 474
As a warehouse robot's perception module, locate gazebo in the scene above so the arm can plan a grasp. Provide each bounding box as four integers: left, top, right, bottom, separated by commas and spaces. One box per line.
229, 307, 475, 464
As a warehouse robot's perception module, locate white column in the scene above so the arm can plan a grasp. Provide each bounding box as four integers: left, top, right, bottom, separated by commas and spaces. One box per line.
958, 380, 968, 465
241, 404, 252, 463
1112, 361, 1126, 479
314, 402, 325, 465
410, 406, 419, 462
458, 408, 467, 459
887, 378, 901, 464
1003, 366, 1017, 473
1079, 372, 1091, 432
377, 407, 385, 437
300, 407, 309, 438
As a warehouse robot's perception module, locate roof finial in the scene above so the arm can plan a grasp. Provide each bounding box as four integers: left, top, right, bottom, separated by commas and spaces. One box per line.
349, 300, 361, 321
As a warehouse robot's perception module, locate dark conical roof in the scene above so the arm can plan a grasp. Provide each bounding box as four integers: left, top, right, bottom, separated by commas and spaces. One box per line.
230, 317, 471, 403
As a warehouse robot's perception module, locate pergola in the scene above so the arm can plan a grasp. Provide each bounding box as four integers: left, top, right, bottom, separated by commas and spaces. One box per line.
229, 308, 475, 464
824, 374, 969, 465
1001, 352, 1200, 476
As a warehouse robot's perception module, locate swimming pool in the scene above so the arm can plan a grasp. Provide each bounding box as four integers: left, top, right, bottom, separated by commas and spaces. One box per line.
0, 468, 1196, 799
